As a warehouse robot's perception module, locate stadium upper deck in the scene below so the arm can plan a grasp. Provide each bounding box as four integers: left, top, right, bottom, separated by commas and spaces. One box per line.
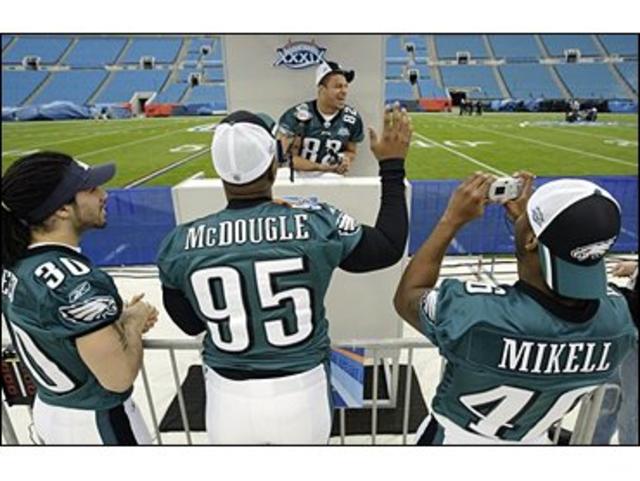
1, 34, 637, 111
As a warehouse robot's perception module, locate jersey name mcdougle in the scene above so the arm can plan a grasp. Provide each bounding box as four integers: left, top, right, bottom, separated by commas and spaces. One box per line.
184, 214, 311, 250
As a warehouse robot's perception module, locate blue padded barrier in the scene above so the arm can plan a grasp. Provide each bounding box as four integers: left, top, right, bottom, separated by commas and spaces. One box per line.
81, 187, 176, 266
409, 176, 638, 256
78, 177, 636, 267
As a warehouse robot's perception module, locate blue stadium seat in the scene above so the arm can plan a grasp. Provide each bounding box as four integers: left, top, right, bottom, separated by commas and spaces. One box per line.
178, 69, 201, 82
440, 66, 501, 98
555, 63, 630, 99
385, 81, 414, 102
386, 63, 405, 79
95, 70, 170, 103
2, 35, 14, 50
435, 35, 488, 59
499, 64, 562, 99
30, 70, 107, 105
3, 37, 71, 64
210, 39, 223, 62
404, 35, 427, 55
153, 83, 188, 103
386, 35, 407, 60
489, 35, 541, 61
184, 51, 201, 62
185, 84, 227, 110
599, 35, 638, 57
189, 38, 214, 53
2, 71, 48, 106
121, 38, 182, 64
204, 66, 224, 82
64, 38, 126, 67
616, 62, 638, 92
418, 79, 447, 98
541, 35, 599, 57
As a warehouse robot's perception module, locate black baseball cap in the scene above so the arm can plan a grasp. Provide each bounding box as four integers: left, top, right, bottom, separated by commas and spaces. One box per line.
315, 61, 355, 86
27, 158, 115, 224
526, 179, 621, 299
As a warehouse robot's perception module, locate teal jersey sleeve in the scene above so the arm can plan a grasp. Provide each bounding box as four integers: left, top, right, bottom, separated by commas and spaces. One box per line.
156, 226, 185, 289
277, 104, 303, 136
47, 269, 123, 338
348, 109, 364, 143
313, 202, 364, 263
6, 256, 123, 340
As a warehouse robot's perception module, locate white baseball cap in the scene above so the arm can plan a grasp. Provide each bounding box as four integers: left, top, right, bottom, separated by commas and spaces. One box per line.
315, 60, 355, 86
211, 111, 277, 185
526, 179, 621, 299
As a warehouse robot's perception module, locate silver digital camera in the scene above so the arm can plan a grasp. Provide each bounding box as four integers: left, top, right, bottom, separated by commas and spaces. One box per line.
487, 177, 523, 202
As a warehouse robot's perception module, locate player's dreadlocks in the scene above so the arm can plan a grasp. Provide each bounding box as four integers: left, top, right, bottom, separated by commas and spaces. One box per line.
2, 152, 74, 268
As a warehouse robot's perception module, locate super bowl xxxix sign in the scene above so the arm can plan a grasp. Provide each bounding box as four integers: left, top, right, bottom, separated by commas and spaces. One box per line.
274, 40, 327, 69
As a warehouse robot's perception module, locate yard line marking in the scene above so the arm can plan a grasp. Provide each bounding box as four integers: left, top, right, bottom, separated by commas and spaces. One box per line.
523, 123, 639, 142
2, 120, 211, 156
413, 132, 508, 176
75, 128, 188, 159
124, 149, 210, 188
432, 118, 636, 167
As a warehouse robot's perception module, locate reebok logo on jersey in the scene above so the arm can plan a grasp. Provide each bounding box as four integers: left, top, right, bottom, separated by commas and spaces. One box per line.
68, 281, 91, 303
336, 212, 360, 236
570, 236, 616, 262
59, 296, 118, 324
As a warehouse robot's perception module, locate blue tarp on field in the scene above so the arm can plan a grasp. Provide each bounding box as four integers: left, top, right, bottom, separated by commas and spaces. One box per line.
13, 101, 94, 121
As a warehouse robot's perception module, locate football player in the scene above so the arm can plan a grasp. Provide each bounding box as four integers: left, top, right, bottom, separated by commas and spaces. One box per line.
157, 104, 411, 444
394, 172, 638, 444
2, 152, 158, 445
277, 60, 364, 178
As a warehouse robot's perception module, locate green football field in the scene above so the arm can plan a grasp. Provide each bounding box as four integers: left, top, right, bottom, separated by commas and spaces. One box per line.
2, 112, 637, 187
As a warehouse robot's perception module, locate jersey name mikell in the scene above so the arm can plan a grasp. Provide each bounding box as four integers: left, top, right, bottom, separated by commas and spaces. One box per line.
497, 337, 612, 375
185, 214, 311, 250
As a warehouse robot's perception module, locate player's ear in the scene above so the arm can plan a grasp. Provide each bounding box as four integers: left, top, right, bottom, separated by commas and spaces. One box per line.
524, 233, 538, 253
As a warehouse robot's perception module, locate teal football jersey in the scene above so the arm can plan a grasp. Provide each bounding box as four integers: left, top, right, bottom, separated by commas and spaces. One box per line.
278, 100, 364, 166
419, 279, 637, 442
1, 245, 129, 410
156, 199, 363, 373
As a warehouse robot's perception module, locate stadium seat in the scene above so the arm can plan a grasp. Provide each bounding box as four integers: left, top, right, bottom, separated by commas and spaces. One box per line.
499, 64, 562, 99
615, 62, 638, 92
3, 36, 71, 64
95, 70, 170, 103
599, 35, 638, 57
64, 38, 127, 67
418, 78, 447, 98
121, 38, 183, 64
29, 70, 108, 105
386, 36, 407, 61
385, 80, 415, 103
440, 65, 501, 98
488, 35, 541, 61
541, 35, 599, 57
435, 35, 488, 59
555, 63, 630, 99
184, 84, 227, 110
2, 70, 49, 106
152, 83, 188, 104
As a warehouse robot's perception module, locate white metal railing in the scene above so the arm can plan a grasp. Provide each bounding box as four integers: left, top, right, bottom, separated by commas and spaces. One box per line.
2, 337, 619, 446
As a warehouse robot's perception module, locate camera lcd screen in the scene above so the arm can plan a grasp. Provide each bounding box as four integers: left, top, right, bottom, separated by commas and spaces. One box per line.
495, 186, 506, 195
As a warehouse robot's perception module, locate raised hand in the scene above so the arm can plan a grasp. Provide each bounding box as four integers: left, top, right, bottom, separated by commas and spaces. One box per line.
443, 172, 495, 227
368, 103, 413, 162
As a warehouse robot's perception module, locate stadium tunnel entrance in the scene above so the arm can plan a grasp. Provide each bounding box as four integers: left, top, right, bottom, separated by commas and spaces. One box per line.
448, 90, 467, 107
130, 92, 154, 117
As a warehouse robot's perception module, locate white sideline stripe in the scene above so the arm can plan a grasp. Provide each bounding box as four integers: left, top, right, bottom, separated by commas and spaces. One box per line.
413, 132, 508, 176
2, 124, 178, 152
76, 128, 186, 158
124, 148, 210, 188
438, 120, 636, 167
